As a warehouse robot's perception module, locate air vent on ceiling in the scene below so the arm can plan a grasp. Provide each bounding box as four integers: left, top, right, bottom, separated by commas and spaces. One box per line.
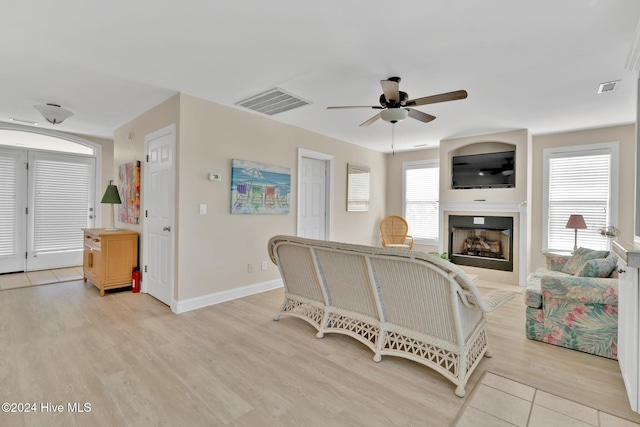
236, 88, 310, 115
598, 80, 619, 94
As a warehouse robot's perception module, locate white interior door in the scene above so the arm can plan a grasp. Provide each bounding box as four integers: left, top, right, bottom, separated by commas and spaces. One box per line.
0, 148, 27, 273
143, 124, 175, 307
27, 151, 95, 271
298, 156, 327, 240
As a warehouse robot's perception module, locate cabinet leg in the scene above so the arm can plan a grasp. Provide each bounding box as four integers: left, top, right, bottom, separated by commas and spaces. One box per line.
100, 287, 105, 297
83, 276, 87, 282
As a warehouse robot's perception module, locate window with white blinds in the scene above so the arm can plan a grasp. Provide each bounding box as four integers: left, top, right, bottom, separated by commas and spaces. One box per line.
32, 158, 92, 254
347, 164, 370, 212
0, 155, 17, 256
544, 144, 617, 252
403, 160, 439, 244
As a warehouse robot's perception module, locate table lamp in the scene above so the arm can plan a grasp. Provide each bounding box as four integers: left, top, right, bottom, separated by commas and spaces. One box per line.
566, 214, 587, 253
101, 180, 122, 231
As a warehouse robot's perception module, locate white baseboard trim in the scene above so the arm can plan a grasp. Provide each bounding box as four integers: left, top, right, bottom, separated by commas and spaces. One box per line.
174, 278, 283, 314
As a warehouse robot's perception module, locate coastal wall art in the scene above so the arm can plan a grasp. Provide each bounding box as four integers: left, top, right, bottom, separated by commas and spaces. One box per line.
231, 159, 291, 214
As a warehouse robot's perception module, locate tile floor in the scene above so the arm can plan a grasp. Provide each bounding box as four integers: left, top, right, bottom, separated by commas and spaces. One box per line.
0, 266, 83, 290
454, 372, 640, 426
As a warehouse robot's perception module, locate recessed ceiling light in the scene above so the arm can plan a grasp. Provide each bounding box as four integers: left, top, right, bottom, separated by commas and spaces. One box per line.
598, 80, 619, 94
9, 118, 38, 125
413, 143, 429, 148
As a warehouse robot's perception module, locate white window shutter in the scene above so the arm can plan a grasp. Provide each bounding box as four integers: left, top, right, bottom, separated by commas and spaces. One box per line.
403, 161, 439, 243
32, 158, 92, 254
0, 154, 18, 257
547, 152, 610, 251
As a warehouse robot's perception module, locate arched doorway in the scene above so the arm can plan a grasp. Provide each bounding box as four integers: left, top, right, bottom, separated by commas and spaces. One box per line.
0, 123, 102, 273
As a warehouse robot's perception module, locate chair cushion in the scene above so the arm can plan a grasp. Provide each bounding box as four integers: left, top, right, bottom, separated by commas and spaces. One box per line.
524, 284, 543, 309
575, 257, 617, 278
561, 247, 609, 275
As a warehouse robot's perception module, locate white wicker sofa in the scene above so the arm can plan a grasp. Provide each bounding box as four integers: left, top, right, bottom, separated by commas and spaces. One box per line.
268, 235, 514, 397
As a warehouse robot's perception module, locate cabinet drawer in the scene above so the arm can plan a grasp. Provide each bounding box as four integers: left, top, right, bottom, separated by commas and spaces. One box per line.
84, 234, 101, 250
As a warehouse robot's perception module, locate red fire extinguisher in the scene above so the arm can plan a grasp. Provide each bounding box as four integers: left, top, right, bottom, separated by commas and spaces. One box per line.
132, 267, 140, 293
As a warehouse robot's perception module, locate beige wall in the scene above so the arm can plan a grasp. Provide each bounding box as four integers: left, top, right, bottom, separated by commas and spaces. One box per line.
115, 93, 385, 302
439, 129, 531, 204
385, 147, 440, 253
529, 124, 636, 270
386, 124, 635, 277
76, 134, 114, 226
113, 94, 181, 285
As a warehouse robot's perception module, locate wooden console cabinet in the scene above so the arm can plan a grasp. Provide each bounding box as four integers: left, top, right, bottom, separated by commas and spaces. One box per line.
83, 228, 138, 296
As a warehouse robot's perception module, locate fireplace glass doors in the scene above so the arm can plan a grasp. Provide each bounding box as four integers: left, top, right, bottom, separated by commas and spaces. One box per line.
449, 215, 514, 272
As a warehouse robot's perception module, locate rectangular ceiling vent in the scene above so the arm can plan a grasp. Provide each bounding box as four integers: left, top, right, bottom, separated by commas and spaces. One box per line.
598, 80, 619, 94
236, 88, 310, 115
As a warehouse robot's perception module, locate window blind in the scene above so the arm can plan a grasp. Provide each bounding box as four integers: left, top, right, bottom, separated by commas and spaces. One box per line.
347, 169, 370, 212
0, 155, 17, 257
404, 162, 439, 242
547, 152, 610, 251
32, 159, 91, 254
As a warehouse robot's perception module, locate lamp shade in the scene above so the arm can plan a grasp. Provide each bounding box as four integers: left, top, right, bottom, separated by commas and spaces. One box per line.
34, 103, 74, 125
565, 214, 587, 229
101, 181, 122, 204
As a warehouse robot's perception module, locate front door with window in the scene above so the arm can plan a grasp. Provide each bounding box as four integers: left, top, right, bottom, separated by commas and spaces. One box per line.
0, 147, 95, 273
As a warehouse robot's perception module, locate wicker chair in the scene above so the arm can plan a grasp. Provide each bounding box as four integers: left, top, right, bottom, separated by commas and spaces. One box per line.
380, 215, 414, 249
268, 235, 514, 397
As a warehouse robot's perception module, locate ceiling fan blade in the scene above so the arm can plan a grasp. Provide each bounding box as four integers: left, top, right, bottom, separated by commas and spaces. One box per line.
407, 109, 436, 123
360, 113, 381, 126
327, 106, 383, 110
406, 90, 468, 107
380, 79, 400, 104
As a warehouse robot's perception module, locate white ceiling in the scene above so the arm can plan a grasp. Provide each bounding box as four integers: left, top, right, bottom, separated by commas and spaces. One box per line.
2, 0, 640, 153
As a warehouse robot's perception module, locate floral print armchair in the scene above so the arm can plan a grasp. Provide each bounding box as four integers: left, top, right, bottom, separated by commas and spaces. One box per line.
525, 249, 618, 359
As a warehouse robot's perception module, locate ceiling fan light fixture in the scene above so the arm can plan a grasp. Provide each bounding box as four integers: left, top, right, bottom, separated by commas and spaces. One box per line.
380, 108, 409, 123
34, 103, 73, 125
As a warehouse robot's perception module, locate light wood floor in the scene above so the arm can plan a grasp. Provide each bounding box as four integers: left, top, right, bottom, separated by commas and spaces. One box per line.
1, 279, 640, 426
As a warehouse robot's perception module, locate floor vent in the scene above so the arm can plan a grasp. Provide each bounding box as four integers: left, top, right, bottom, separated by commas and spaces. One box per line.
236, 88, 310, 115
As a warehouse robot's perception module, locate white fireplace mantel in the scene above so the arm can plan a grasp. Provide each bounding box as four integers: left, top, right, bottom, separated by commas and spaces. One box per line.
439, 201, 528, 286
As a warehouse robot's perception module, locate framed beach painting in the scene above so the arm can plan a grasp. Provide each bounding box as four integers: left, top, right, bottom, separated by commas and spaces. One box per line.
231, 159, 291, 214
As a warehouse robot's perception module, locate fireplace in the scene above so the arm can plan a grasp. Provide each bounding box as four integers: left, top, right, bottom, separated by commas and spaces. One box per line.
448, 215, 514, 272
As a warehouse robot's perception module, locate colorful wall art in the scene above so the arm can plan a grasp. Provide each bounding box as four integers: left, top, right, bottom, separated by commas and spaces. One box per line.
118, 161, 141, 224
231, 159, 291, 214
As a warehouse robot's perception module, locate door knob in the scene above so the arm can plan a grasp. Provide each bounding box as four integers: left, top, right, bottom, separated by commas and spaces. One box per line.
163, 226, 171, 232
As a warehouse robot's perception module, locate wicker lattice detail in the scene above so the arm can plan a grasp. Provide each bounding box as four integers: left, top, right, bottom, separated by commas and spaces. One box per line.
325, 313, 379, 346
281, 298, 324, 327
383, 331, 459, 376
466, 330, 487, 369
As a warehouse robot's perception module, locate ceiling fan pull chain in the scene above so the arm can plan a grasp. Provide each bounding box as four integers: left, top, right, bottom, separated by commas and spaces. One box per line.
391, 123, 395, 156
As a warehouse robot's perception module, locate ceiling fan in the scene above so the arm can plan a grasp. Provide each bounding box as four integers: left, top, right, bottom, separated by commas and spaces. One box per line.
327, 77, 468, 126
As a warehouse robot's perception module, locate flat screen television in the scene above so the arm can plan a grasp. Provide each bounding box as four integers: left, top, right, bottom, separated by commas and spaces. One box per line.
452, 150, 515, 189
